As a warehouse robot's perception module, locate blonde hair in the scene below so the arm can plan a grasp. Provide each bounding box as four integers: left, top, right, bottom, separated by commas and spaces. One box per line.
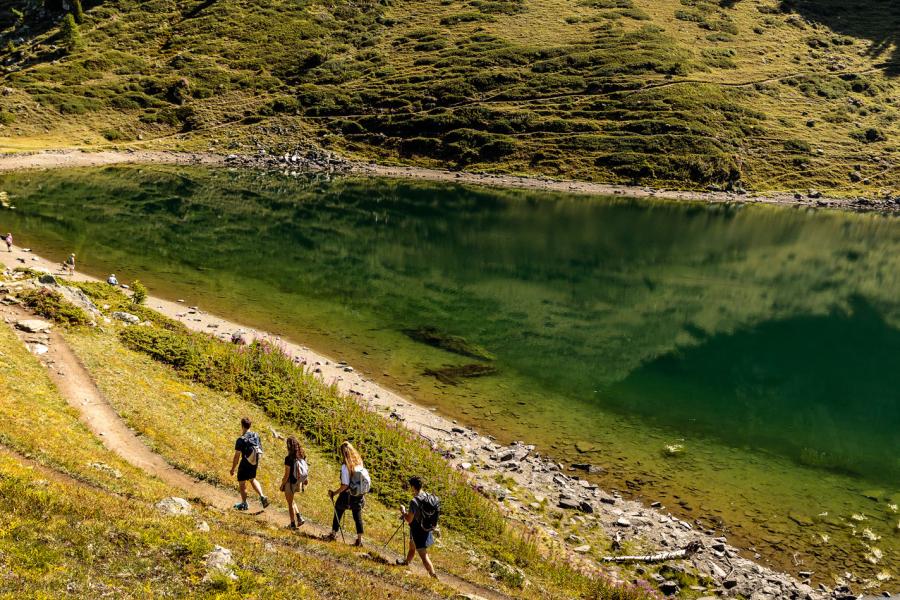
340, 441, 363, 472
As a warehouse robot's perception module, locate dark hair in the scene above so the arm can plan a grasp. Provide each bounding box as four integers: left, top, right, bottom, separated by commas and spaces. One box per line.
286, 436, 306, 461
408, 475, 423, 491
240, 417, 251, 430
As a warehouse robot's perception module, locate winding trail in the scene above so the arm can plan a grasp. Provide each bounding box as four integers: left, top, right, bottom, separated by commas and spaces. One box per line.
2, 303, 508, 600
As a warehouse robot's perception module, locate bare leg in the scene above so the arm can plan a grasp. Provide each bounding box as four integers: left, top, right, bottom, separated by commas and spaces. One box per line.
251, 478, 264, 498
404, 539, 416, 564
285, 490, 296, 524
238, 480, 248, 503
418, 549, 437, 578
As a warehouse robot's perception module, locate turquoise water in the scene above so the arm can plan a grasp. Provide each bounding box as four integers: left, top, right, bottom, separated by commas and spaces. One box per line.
1, 166, 897, 586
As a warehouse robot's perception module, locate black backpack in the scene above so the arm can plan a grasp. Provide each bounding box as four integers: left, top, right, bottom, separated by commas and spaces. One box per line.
414, 492, 441, 531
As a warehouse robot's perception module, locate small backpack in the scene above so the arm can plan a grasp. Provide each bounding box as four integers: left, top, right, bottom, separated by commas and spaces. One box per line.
414, 492, 441, 531
242, 433, 263, 466
348, 465, 371, 496
292, 458, 309, 484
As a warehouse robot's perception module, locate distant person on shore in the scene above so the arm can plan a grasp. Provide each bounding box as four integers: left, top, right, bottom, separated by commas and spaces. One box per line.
326, 441, 370, 546
396, 475, 439, 578
280, 436, 309, 529
4, 233, 11, 252
230, 416, 269, 511
64, 253, 75, 276
107, 274, 118, 286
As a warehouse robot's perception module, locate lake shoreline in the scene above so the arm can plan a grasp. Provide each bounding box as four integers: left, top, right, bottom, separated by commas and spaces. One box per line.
1, 148, 897, 213
3, 242, 833, 600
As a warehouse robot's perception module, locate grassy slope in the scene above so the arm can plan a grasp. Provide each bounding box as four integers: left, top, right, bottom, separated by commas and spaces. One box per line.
0, 272, 654, 599
0, 0, 897, 193
0, 312, 459, 598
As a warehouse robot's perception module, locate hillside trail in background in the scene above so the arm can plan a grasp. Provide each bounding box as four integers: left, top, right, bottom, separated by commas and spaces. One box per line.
1, 302, 508, 600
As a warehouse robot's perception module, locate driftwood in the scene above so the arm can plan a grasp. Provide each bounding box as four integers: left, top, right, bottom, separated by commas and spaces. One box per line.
601, 540, 702, 564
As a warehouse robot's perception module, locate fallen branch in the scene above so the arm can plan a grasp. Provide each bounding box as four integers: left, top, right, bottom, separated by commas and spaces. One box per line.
601, 541, 702, 564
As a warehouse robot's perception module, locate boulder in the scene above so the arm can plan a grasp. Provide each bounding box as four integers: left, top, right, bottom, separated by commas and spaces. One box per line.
578, 501, 594, 514
659, 581, 679, 595
203, 545, 238, 582
16, 319, 52, 333
27, 343, 49, 356
558, 498, 580, 511
38, 274, 58, 285
112, 311, 140, 324
155, 497, 192, 516
572, 545, 591, 553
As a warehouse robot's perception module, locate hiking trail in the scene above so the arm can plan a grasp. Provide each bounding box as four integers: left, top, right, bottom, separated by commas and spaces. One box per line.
1, 303, 509, 600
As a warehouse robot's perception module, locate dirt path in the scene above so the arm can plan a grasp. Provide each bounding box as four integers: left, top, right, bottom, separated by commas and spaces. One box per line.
1, 304, 507, 600
1, 148, 892, 211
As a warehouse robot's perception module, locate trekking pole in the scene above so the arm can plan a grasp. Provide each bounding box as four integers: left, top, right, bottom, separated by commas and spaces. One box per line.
381, 520, 404, 553
331, 497, 346, 543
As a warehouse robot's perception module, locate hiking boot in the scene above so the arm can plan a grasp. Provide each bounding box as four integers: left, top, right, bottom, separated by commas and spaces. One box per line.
233, 501, 249, 511
287, 522, 298, 530
296, 517, 305, 527
394, 559, 408, 566
323, 531, 337, 542
260, 495, 270, 509
353, 539, 363, 547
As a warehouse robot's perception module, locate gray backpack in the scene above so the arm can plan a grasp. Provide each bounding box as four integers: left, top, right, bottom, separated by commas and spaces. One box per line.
348, 466, 371, 496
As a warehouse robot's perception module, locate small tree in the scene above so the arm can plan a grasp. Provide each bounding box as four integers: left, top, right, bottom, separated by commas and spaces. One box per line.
60, 13, 81, 53
73, 0, 85, 24
131, 280, 147, 305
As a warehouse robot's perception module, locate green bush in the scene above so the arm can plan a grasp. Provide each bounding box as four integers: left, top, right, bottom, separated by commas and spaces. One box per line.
60, 14, 82, 53
130, 280, 147, 305
20, 288, 90, 326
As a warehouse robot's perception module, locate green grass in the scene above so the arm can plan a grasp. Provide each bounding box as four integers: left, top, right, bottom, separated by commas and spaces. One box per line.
1, 0, 897, 193
20, 287, 91, 325
63, 307, 655, 599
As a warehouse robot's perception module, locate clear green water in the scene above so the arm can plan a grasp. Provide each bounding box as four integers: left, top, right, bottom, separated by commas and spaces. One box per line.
1, 166, 897, 586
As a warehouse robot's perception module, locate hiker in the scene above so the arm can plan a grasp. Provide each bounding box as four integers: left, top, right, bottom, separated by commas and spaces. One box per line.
64, 253, 75, 276
4, 233, 11, 252
396, 475, 439, 578
230, 416, 269, 511
107, 274, 118, 286
326, 440, 370, 546
280, 436, 308, 529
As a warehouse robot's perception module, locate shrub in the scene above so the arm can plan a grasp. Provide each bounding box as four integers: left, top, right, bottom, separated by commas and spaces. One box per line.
131, 280, 147, 305
60, 14, 82, 53
850, 128, 886, 144
0, 112, 14, 126
20, 288, 90, 326
73, 0, 85, 24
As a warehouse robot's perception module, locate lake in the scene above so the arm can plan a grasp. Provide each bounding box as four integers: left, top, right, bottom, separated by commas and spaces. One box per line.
1, 165, 897, 587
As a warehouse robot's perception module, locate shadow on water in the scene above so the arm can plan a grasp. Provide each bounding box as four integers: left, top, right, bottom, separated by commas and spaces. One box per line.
607, 296, 900, 485
780, 0, 900, 75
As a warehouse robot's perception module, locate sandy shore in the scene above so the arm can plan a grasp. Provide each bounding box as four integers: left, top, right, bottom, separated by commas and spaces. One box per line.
2, 242, 842, 600
1, 148, 897, 213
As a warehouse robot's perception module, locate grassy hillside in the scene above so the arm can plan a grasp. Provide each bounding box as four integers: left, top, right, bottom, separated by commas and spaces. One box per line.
0, 0, 898, 190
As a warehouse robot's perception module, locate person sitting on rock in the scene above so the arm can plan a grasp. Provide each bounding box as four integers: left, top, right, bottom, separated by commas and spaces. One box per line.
107, 274, 118, 286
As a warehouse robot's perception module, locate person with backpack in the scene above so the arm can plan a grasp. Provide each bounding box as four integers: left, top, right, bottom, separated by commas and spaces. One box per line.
230, 417, 269, 511
396, 475, 439, 578
326, 441, 369, 546
280, 436, 308, 529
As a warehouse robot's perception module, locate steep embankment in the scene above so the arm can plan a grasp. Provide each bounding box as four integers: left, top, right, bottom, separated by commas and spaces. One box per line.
0, 0, 897, 193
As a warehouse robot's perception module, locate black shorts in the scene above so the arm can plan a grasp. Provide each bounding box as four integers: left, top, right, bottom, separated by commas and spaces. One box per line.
410, 522, 434, 550
237, 460, 258, 482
